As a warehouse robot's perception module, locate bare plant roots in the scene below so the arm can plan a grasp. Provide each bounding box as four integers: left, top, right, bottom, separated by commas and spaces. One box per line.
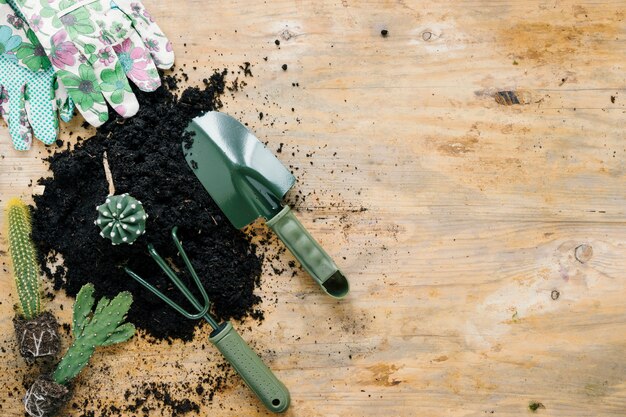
13, 312, 60, 364
23, 375, 68, 417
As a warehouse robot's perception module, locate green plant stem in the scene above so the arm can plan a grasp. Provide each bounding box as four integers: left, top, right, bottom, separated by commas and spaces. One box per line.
52, 341, 94, 385
51, 284, 135, 386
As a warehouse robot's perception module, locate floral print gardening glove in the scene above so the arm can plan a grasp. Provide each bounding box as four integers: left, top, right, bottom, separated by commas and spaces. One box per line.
9, 0, 174, 127
0, 0, 74, 150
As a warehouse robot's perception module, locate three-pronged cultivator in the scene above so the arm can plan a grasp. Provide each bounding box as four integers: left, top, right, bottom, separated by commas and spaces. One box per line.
125, 227, 290, 413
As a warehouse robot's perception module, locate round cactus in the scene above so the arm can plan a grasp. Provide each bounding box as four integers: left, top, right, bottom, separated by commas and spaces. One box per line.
95, 194, 147, 245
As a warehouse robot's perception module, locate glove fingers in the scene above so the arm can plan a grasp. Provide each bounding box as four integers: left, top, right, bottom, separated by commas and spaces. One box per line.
89, 48, 139, 118
113, 0, 174, 69
54, 78, 75, 123
0, 56, 33, 149
24, 66, 59, 145
56, 65, 110, 127
112, 30, 161, 92
51, 28, 110, 128
9, 3, 111, 127
0, 56, 31, 150
61, 5, 140, 119
0, 85, 8, 121
8, 84, 33, 151
59, 97, 75, 122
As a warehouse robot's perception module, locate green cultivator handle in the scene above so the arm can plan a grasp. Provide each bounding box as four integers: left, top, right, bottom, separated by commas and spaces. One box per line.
210, 322, 290, 413
127, 228, 291, 413
267, 206, 349, 298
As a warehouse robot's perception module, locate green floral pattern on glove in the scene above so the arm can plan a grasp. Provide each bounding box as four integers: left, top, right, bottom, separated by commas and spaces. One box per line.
11, 0, 174, 127
15, 27, 49, 70
0, 0, 74, 151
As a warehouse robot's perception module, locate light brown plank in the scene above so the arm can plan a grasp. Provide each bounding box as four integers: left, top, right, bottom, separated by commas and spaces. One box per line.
1, 1, 625, 416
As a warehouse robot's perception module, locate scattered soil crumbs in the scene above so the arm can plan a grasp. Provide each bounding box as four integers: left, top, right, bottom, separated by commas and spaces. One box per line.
119, 363, 234, 417
529, 401, 545, 412
32, 70, 264, 341
123, 382, 200, 416
11, 53, 366, 416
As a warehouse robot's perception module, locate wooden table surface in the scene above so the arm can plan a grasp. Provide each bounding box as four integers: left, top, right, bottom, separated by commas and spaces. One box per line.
1, 1, 625, 416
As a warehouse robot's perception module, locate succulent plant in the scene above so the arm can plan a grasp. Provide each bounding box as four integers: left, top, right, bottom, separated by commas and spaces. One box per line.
23, 284, 135, 417
6, 199, 60, 363
6, 198, 41, 320
52, 284, 135, 385
95, 193, 147, 245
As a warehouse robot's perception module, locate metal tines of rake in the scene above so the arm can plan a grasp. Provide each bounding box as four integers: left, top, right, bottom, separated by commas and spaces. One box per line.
124, 227, 290, 413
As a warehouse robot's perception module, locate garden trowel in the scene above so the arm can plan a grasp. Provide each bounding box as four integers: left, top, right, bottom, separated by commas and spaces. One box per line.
183, 111, 349, 299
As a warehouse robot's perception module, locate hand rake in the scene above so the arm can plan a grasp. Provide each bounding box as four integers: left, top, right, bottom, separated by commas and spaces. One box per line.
125, 227, 290, 413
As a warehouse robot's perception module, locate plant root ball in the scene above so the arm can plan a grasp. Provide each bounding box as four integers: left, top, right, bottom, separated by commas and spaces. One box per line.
24, 375, 68, 417
13, 312, 61, 364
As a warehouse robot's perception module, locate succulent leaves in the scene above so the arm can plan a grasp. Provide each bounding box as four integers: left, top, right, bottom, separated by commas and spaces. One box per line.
95, 193, 147, 245
52, 284, 135, 386
6, 198, 41, 321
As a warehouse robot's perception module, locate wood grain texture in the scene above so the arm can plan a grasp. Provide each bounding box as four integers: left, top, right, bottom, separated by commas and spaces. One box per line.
1, 0, 625, 416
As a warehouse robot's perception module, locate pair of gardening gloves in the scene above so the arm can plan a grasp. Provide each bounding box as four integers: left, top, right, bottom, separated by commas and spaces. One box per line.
0, 0, 173, 151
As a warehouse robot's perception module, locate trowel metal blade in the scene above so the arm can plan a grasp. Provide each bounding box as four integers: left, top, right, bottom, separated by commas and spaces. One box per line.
183, 111, 295, 228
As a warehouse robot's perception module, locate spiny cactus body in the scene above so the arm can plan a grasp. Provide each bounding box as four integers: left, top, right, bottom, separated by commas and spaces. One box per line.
6, 198, 41, 320
7, 199, 60, 363
95, 193, 147, 245
51, 284, 135, 385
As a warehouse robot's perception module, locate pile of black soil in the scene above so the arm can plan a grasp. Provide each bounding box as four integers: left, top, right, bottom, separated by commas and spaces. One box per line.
31, 71, 264, 341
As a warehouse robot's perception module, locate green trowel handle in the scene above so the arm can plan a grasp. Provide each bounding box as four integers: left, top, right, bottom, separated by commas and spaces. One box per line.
266, 206, 350, 299
209, 322, 290, 413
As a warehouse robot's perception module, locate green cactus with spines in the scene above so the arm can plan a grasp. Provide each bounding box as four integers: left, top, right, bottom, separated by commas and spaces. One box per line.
52, 284, 135, 386
6, 198, 41, 321
95, 193, 147, 245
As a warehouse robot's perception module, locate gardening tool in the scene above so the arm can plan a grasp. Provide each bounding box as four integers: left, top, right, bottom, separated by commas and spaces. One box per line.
124, 227, 290, 413
183, 111, 350, 299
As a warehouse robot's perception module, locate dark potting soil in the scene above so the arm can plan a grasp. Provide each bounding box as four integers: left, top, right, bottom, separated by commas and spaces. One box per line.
23, 375, 69, 417
13, 311, 61, 364
31, 70, 264, 341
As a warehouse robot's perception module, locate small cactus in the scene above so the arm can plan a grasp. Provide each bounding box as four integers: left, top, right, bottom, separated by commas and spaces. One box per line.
51, 284, 135, 386
95, 193, 147, 245
6, 198, 41, 320
7, 199, 60, 363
